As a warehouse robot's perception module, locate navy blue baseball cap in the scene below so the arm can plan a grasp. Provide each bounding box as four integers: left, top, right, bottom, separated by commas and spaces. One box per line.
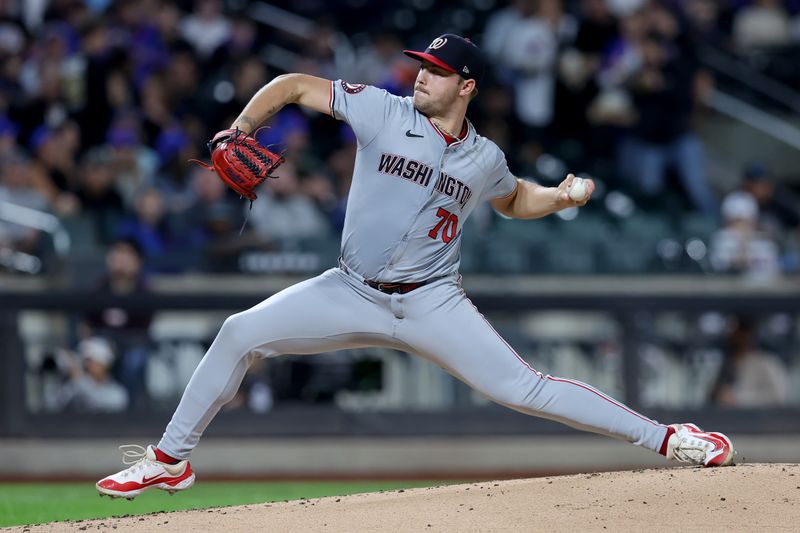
404, 34, 485, 88
743, 161, 770, 181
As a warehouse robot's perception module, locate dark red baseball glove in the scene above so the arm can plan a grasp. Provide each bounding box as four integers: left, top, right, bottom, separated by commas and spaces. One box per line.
190, 128, 284, 201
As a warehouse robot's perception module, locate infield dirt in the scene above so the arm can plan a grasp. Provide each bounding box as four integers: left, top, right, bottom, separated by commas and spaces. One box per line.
8, 463, 799, 532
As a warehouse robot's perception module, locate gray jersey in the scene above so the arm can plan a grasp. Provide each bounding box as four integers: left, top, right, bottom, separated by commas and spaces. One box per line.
329, 80, 517, 283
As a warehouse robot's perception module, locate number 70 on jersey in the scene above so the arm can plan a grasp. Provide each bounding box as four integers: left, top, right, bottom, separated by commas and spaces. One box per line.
428, 207, 459, 244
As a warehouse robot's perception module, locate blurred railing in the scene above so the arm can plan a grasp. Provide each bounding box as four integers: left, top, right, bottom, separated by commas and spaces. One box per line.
0, 201, 71, 275
698, 46, 800, 115
1, 276, 799, 438
706, 89, 800, 152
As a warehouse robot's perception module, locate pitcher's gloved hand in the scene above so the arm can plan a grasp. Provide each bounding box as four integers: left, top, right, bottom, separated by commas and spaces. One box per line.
191, 128, 284, 201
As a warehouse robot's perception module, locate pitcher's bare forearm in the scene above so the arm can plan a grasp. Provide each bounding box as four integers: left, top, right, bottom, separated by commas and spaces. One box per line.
491, 179, 560, 219
231, 73, 333, 134
491, 174, 594, 219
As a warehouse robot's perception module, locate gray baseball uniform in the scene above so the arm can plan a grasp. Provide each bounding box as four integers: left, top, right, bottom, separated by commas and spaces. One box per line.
158, 80, 669, 459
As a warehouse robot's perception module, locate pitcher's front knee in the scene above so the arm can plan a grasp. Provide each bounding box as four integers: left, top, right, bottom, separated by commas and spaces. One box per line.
211, 312, 283, 360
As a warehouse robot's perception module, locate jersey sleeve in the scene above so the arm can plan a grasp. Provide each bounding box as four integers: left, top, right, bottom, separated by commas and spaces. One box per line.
329, 80, 395, 147
480, 146, 518, 201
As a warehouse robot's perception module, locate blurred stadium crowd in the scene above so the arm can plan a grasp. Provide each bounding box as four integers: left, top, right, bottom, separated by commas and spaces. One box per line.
1, 0, 799, 279
1, 0, 800, 416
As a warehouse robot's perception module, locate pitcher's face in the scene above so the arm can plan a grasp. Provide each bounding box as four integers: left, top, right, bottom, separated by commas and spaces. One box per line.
412, 61, 463, 116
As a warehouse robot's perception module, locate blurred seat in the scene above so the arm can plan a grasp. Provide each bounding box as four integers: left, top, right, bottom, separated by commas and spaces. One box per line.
494, 216, 552, 244
63, 251, 106, 288
60, 214, 100, 256
484, 235, 532, 274
149, 248, 204, 273
555, 211, 617, 246
680, 213, 718, 242
541, 241, 597, 274
599, 240, 658, 274
458, 232, 484, 273
617, 212, 675, 244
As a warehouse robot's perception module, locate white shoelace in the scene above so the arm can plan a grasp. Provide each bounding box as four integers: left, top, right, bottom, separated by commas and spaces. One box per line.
120, 444, 149, 465
116, 444, 157, 479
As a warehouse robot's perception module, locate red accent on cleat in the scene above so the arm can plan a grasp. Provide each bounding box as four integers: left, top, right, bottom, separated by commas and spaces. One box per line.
659, 425, 676, 456
153, 447, 181, 465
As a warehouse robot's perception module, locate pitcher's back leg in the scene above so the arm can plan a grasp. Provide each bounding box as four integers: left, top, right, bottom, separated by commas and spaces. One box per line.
159, 269, 398, 458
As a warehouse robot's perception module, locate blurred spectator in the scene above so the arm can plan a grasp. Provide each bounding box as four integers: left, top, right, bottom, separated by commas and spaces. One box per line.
0, 151, 50, 255
711, 316, 789, 407
576, 0, 620, 54
83, 238, 153, 406
12, 53, 69, 142
84, 238, 153, 332
46, 336, 129, 413
0, 116, 19, 155
485, 0, 537, 65
106, 124, 159, 209
606, 0, 647, 17
179, 0, 231, 59
211, 55, 269, 128
162, 48, 202, 119
115, 187, 171, 259
206, 11, 260, 71
170, 165, 243, 269
709, 190, 781, 280
323, 135, 357, 232
732, 0, 792, 50
74, 146, 124, 244
552, 0, 620, 159
684, 0, 729, 48
740, 161, 800, 237
139, 72, 175, 146
494, 0, 577, 139
476, 84, 519, 157
617, 5, 717, 217
248, 160, 331, 243
256, 108, 324, 179
33, 121, 83, 215
0, 0, 798, 280
356, 31, 416, 94
153, 123, 202, 213
596, 9, 647, 92
153, 1, 191, 53
72, 17, 116, 149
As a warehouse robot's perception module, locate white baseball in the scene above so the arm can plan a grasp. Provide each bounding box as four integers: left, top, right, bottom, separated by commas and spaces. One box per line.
568, 177, 588, 201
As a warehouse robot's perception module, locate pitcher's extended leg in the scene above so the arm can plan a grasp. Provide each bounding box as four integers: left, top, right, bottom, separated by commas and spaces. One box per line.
158, 269, 398, 459
398, 282, 668, 451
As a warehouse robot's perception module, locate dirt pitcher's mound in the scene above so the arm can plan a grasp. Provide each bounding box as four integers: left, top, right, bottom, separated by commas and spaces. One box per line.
16, 463, 800, 532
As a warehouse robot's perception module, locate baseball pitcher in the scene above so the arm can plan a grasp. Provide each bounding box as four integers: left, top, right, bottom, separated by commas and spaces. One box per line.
97, 34, 735, 499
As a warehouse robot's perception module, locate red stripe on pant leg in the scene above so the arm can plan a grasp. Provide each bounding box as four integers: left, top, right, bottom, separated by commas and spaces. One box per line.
461, 293, 544, 377
546, 376, 661, 427
463, 294, 662, 428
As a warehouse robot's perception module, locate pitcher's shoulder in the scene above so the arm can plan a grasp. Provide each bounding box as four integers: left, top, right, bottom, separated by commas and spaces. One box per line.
472, 131, 501, 152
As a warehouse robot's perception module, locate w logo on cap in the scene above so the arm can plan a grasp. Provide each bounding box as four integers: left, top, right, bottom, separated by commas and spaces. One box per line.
429, 37, 447, 49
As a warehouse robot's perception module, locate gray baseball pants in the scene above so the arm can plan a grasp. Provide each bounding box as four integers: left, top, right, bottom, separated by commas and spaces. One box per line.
158, 267, 668, 459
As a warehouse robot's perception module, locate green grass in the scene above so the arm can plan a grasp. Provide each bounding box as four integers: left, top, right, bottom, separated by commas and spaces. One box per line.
0, 480, 438, 527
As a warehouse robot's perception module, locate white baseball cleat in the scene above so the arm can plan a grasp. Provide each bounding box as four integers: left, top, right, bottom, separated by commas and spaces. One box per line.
666, 423, 735, 467
96, 445, 195, 499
